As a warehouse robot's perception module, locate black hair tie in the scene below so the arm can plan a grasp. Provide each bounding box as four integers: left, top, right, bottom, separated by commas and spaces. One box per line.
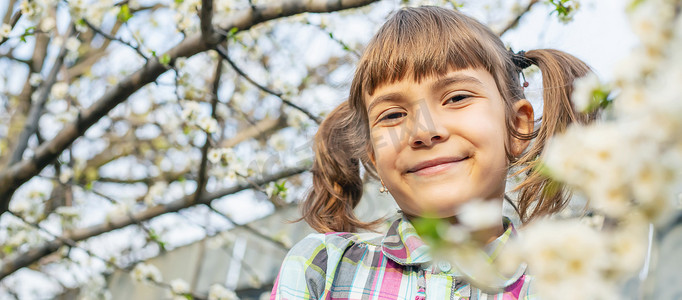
510, 49, 532, 70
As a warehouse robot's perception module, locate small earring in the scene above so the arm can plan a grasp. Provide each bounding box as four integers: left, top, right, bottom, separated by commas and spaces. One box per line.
379, 180, 388, 193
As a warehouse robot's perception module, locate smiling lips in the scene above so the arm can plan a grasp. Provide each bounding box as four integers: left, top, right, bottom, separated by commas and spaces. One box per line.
406, 156, 469, 176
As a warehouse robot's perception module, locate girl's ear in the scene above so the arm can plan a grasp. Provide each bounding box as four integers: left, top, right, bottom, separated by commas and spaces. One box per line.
511, 99, 534, 157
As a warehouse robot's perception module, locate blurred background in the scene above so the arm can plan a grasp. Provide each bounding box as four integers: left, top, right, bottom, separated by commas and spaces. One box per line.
0, 0, 639, 299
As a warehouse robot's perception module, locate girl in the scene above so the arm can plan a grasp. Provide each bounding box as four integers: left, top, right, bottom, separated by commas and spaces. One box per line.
272, 6, 595, 299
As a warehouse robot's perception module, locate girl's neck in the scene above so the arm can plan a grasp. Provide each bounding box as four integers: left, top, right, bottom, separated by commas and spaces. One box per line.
405, 213, 506, 246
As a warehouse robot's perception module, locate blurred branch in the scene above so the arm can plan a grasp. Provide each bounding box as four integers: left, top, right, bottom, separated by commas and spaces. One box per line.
2, 0, 17, 24
207, 204, 290, 251
195, 60, 222, 203
305, 21, 361, 58
6, 211, 119, 270
95, 168, 191, 185
220, 115, 287, 148
82, 19, 148, 60
0, 51, 31, 66
0, 0, 377, 242
68, 4, 163, 81
216, 45, 321, 124
0, 3, 21, 47
0, 22, 50, 168
200, 0, 218, 45
495, 0, 540, 36
8, 27, 73, 166
0, 165, 309, 280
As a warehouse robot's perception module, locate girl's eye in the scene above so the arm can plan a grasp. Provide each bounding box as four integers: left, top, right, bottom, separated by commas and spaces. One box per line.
379, 112, 407, 122
445, 94, 470, 104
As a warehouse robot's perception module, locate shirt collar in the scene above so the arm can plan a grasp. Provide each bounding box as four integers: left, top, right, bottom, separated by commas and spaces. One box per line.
381, 215, 516, 266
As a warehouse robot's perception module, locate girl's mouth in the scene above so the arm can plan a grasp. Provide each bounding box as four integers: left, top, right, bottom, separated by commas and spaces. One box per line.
406, 156, 469, 176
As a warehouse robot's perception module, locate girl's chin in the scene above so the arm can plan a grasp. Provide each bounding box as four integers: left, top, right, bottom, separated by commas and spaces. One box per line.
396, 196, 471, 217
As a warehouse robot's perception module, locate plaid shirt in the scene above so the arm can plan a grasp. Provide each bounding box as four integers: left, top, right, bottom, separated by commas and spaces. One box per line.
271, 216, 535, 299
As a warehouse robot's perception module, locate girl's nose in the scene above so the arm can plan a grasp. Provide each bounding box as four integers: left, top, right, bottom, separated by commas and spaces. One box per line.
410, 133, 443, 148
407, 111, 449, 148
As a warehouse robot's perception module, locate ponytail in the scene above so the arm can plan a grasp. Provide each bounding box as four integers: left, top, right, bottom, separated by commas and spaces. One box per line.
511, 49, 598, 223
300, 101, 380, 233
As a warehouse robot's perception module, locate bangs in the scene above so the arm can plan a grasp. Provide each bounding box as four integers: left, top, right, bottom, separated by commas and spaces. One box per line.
357, 6, 507, 96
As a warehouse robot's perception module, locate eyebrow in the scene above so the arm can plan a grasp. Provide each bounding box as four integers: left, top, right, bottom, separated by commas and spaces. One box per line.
430, 74, 485, 91
367, 92, 403, 115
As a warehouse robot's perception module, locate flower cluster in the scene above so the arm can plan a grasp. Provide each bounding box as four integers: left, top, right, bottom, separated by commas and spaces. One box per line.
546, 0, 682, 225
168, 278, 190, 300
420, 1, 682, 298
528, 0, 682, 297
131, 262, 163, 284
208, 283, 240, 300
180, 100, 220, 134
208, 147, 251, 181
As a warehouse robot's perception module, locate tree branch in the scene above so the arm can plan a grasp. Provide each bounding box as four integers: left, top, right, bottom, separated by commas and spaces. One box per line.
207, 205, 290, 251
200, 0, 218, 45
0, 24, 50, 168
0, 165, 309, 280
0, 0, 377, 216
82, 19, 148, 60
8, 27, 73, 165
495, 0, 540, 36
0, 7, 21, 47
195, 61, 222, 203
216, 45, 321, 124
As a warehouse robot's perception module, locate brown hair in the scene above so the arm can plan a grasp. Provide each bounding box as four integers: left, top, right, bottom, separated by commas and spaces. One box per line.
301, 6, 596, 232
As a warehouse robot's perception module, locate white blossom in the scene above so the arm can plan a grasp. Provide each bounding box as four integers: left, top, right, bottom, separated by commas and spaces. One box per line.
175, 57, 187, 69
0, 24, 11, 39
107, 201, 132, 221
20, 1, 36, 17
268, 133, 288, 151
144, 181, 168, 206
198, 117, 219, 133
69, 0, 87, 18
39, 17, 56, 32
51, 82, 70, 99
181, 101, 202, 122
79, 274, 111, 300
513, 219, 612, 300
456, 199, 501, 231
571, 72, 602, 112
59, 167, 74, 184
169, 278, 190, 295
11, 199, 31, 215
66, 37, 81, 53
208, 284, 239, 300
29, 73, 43, 86
629, 0, 674, 49
55, 206, 80, 218
131, 263, 163, 283
287, 110, 308, 130
208, 148, 223, 164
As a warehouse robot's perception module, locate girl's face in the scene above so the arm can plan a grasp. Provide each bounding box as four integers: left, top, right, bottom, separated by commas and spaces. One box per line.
366, 68, 533, 218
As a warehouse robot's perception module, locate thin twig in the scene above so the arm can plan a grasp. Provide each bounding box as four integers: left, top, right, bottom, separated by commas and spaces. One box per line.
200, 0, 218, 44
0, 165, 309, 280
89, 188, 168, 251
82, 18, 148, 60
8, 26, 73, 166
215, 45, 321, 124
195, 60, 222, 203
0, 9, 22, 47
305, 21, 361, 59
6, 211, 118, 269
495, 0, 541, 36
207, 204, 290, 251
